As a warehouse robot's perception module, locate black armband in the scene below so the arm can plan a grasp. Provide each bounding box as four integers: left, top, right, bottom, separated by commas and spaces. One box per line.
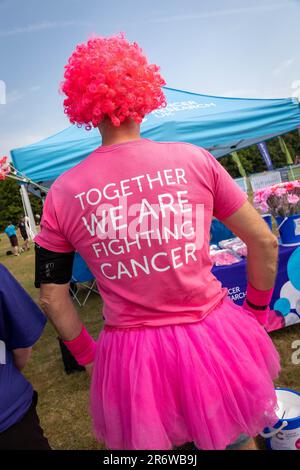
245, 298, 269, 311
34, 243, 75, 288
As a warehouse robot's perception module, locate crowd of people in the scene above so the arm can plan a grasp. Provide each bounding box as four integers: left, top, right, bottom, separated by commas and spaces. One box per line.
4, 217, 30, 256
2, 214, 40, 256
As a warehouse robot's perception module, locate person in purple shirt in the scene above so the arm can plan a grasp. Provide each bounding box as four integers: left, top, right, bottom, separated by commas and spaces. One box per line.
0, 263, 50, 449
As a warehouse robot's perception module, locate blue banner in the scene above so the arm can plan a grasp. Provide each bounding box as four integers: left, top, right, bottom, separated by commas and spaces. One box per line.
257, 142, 273, 170
212, 245, 300, 332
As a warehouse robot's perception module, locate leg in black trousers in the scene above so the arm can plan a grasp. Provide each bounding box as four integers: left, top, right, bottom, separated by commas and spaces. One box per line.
0, 392, 51, 450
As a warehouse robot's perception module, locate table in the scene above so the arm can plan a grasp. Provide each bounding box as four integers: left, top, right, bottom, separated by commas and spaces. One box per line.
212, 245, 300, 332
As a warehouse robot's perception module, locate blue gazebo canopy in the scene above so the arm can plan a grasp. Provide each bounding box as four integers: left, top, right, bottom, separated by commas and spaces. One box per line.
11, 87, 300, 182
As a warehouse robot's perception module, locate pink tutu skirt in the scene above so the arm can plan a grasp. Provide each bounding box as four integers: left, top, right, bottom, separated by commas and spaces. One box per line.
90, 298, 281, 450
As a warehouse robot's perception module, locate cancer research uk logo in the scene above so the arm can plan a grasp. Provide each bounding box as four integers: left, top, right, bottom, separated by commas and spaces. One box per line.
142, 100, 217, 122
0, 80, 6, 105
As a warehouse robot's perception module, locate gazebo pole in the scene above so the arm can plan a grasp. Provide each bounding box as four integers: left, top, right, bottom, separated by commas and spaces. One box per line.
19, 184, 37, 239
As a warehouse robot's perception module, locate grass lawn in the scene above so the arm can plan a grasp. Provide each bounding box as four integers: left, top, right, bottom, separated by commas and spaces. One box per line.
1, 232, 300, 450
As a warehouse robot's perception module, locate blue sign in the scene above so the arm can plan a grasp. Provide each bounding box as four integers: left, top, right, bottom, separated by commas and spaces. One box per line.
257, 142, 274, 170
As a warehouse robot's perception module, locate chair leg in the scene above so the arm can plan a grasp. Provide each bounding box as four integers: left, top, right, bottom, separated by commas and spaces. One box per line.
82, 281, 97, 306
69, 286, 82, 307
70, 279, 99, 307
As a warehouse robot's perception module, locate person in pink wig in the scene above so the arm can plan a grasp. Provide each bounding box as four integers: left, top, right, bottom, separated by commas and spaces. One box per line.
35, 34, 280, 450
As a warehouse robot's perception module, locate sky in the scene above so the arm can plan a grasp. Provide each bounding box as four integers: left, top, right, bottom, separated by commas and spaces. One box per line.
0, 0, 299, 156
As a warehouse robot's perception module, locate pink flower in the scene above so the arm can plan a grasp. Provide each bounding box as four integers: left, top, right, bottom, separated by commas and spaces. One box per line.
285, 182, 295, 191
259, 202, 269, 213
287, 194, 300, 204
275, 187, 287, 197
253, 194, 262, 206
259, 181, 300, 199
0, 155, 10, 180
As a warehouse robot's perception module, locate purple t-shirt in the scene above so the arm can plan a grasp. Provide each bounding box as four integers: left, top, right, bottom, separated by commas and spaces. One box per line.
0, 264, 46, 432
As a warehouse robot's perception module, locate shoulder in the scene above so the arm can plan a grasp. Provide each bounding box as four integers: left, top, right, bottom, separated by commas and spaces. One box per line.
49, 150, 97, 194
146, 139, 206, 152
146, 139, 211, 160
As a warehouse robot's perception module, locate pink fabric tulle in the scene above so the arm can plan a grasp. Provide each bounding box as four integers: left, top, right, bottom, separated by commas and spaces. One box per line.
90, 297, 280, 450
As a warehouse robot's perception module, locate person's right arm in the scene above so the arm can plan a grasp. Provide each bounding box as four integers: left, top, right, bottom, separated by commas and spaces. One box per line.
221, 201, 278, 291
201, 148, 278, 324
203, 149, 278, 292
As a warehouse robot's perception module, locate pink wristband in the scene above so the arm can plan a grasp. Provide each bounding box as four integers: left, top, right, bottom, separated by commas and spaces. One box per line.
246, 283, 274, 306
243, 301, 269, 326
63, 326, 96, 366
243, 283, 274, 326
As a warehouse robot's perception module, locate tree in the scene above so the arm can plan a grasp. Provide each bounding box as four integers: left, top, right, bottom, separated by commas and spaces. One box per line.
219, 129, 300, 177
0, 178, 42, 231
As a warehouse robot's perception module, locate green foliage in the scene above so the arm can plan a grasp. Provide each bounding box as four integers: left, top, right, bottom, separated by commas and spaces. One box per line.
0, 178, 42, 231
219, 130, 300, 178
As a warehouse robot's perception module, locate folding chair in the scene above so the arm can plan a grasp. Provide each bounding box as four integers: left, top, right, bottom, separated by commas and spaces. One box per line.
70, 252, 99, 307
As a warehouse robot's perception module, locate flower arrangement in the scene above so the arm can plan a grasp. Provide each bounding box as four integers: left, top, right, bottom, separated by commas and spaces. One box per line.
253, 180, 300, 217
0, 155, 49, 194
0, 156, 10, 180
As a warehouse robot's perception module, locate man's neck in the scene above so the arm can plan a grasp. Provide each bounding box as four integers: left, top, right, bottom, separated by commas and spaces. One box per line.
99, 118, 141, 147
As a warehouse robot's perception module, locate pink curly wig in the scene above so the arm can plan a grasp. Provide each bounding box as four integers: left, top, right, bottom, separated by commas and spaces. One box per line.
61, 34, 167, 129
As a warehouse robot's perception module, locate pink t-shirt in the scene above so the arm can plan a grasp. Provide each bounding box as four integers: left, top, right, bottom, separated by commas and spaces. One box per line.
35, 139, 247, 328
